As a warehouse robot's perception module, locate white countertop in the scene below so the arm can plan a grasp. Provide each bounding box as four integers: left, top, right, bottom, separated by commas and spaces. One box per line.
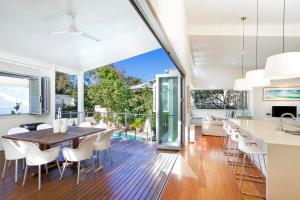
230, 119, 300, 146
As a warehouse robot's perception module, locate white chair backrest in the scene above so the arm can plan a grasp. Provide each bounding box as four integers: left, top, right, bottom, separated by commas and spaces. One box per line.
1, 139, 27, 160
26, 142, 59, 166
95, 122, 108, 129
76, 135, 97, 160
230, 129, 240, 143
36, 124, 52, 130
79, 122, 92, 128
97, 129, 114, 150
7, 127, 29, 135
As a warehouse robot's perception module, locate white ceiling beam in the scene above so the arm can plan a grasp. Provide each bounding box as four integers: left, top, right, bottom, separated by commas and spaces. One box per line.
188, 25, 300, 37
0, 50, 53, 70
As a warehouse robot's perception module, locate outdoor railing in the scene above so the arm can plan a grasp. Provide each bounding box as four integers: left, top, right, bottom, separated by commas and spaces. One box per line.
55, 111, 156, 141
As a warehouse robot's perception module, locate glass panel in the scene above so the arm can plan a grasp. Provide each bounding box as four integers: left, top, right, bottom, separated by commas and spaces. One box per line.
158, 77, 179, 147
0, 75, 30, 115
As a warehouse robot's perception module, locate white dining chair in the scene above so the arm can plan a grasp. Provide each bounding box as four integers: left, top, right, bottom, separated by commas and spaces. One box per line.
7, 127, 29, 135
36, 124, 52, 130
79, 122, 92, 128
60, 135, 97, 184
1, 138, 28, 182
93, 129, 114, 171
2, 127, 29, 180
95, 122, 108, 129
22, 142, 60, 190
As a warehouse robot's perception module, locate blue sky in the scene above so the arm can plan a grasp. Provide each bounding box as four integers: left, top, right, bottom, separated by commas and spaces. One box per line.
113, 48, 175, 83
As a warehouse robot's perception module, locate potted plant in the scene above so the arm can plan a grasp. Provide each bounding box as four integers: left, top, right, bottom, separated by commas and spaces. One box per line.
130, 118, 144, 133
94, 112, 103, 124
11, 102, 22, 115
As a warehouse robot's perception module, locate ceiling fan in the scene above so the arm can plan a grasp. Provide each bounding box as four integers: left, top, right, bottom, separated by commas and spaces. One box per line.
49, 12, 101, 42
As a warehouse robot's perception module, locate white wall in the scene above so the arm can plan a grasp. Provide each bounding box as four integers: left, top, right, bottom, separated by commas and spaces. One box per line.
193, 67, 241, 89
250, 78, 300, 119
0, 53, 56, 150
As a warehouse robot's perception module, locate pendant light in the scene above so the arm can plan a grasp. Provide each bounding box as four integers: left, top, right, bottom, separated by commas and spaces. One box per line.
264, 0, 300, 80
234, 17, 252, 91
245, 0, 270, 87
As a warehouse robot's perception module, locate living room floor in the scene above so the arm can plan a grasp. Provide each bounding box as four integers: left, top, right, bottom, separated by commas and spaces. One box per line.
161, 126, 265, 200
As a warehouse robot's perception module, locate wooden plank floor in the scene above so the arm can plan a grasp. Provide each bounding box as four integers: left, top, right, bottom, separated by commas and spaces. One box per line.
0, 139, 178, 200
161, 126, 266, 200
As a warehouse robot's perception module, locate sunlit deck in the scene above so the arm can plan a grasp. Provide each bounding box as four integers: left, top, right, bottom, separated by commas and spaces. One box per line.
0, 139, 178, 200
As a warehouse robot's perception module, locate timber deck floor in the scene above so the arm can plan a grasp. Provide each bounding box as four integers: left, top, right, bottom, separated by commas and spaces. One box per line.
0, 139, 178, 200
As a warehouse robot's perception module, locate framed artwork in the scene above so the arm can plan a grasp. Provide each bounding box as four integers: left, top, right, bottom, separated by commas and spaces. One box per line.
263, 87, 300, 101
191, 89, 248, 109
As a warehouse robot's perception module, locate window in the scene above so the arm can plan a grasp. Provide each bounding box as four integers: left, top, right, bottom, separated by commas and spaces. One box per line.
191, 89, 248, 110
0, 72, 41, 115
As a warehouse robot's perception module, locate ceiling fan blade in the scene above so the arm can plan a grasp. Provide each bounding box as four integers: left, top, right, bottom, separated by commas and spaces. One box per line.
49, 30, 70, 34
79, 31, 101, 42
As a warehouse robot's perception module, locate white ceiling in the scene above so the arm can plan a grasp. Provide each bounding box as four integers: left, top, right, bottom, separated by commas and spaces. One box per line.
185, 0, 300, 26
191, 35, 300, 69
185, 0, 300, 70
0, 0, 160, 71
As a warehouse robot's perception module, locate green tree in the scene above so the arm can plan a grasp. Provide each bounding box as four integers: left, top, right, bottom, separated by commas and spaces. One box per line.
56, 72, 73, 95
55, 72, 78, 111
129, 87, 153, 116
84, 65, 154, 125
125, 76, 142, 87
86, 65, 132, 113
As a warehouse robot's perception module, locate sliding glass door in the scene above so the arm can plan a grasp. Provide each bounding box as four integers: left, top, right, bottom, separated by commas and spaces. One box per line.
156, 75, 181, 150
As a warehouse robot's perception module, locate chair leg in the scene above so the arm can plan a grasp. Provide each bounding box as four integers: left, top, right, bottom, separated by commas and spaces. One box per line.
22, 159, 25, 170
109, 148, 113, 164
23, 165, 28, 186
92, 157, 96, 173
56, 159, 61, 175
234, 150, 240, 175
257, 154, 263, 177
38, 165, 41, 190
45, 164, 48, 174
60, 160, 67, 180
97, 151, 100, 163
262, 154, 267, 174
8, 160, 11, 168
239, 154, 247, 193
77, 161, 81, 185
15, 159, 18, 183
1, 160, 7, 179
98, 151, 103, 166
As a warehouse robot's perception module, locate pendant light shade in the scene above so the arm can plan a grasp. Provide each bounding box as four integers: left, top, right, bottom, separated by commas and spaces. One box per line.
234, 78, 251, 91
245, 70, 270, 87
264, 52, 300, 80
264, 0, 300, 80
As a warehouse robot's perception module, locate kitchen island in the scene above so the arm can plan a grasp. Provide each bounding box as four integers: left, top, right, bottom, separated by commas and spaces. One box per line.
230, 119, 300, 200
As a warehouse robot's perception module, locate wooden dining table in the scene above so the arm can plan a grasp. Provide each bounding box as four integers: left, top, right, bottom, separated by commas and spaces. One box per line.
2, 126, 105, 150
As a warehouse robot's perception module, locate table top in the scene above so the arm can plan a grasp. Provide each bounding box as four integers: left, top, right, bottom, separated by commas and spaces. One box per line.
230, 119, 300, 146
2, 126, 105, 145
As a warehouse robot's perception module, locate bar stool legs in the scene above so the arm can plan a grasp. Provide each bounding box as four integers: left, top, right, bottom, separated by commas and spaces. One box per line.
238, 153, 266, 199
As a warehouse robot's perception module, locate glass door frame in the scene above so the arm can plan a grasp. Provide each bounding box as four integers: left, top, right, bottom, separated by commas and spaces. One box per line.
155, 74, 182, 150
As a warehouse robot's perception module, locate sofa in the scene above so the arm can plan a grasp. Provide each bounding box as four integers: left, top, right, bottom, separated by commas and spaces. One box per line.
202, 115, 225, 137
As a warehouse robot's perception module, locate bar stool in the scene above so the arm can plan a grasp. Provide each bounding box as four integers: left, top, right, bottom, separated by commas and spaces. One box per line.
222, 120, 229, 151
231, 130, 256, 172
235, 133, 267, 198
224, 124, 240, 163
